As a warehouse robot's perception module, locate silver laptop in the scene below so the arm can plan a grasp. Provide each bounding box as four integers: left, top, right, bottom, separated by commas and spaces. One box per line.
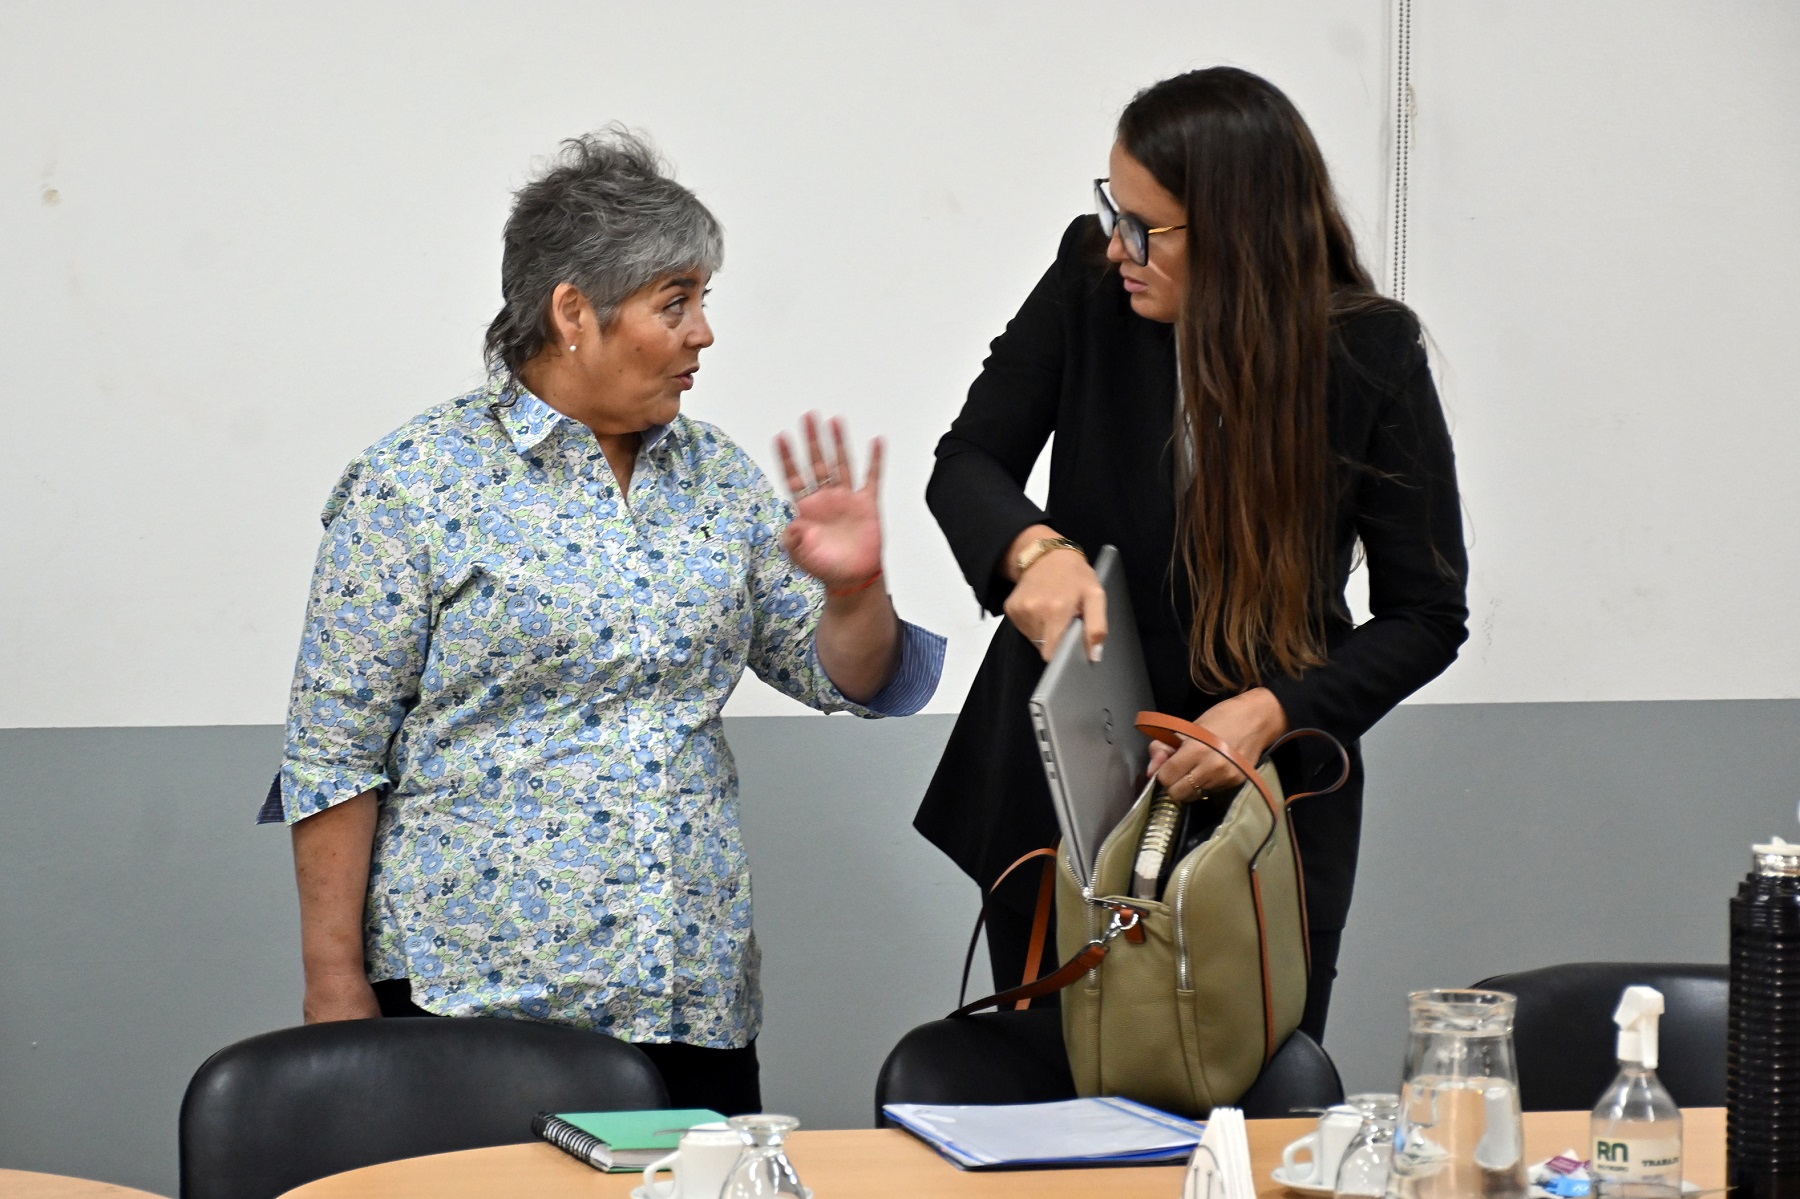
1028, 545, 1156, 893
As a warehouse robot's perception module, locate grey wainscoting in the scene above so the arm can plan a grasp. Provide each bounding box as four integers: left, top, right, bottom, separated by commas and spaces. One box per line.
3, 701, 1795, 1193
0, 724, 299, 1196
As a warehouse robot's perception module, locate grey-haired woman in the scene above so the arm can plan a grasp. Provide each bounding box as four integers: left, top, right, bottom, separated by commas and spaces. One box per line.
267, 130, 944, 1112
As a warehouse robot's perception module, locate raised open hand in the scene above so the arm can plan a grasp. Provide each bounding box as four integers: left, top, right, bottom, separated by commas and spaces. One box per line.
774, 413, 884, 593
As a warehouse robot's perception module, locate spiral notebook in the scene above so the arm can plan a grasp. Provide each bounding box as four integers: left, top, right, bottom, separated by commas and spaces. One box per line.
532, 1108, 726, 1172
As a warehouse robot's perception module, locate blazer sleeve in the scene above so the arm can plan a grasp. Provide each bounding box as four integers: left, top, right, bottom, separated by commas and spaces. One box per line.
926, 218, 1085, 614
1263, 326, 1470, 742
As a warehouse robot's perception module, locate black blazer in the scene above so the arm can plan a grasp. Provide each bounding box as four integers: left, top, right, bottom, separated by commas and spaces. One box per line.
915, 216, 1469, 931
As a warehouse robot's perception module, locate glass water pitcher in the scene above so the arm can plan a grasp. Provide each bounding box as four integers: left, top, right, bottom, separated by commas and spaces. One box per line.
1386, 989, 1527, 1199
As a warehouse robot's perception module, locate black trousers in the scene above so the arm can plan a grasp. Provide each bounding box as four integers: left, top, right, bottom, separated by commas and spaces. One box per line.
372, 979, 762, 1116
983, 893, 1344, 1046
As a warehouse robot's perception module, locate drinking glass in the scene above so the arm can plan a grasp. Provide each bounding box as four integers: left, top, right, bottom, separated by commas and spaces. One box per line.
1335, 1108, 1398, 1198
1347, 1093, 1402, 1121
720, 1113, 807, 1199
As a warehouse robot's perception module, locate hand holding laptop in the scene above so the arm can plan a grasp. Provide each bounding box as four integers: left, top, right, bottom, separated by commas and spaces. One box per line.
1003, 523, 1107, 663
1028, 547, 1154, 890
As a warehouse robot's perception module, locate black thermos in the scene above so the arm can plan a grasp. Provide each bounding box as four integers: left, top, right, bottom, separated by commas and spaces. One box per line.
1728, 838, 1800, 1199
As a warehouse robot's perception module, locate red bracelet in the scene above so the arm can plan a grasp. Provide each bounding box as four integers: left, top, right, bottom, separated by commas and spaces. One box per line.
827, 568, 884, 598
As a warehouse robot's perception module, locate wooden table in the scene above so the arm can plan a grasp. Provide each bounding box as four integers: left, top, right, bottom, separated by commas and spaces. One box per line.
0, 1170, 168, 1198
281, 1108, 1726, 1198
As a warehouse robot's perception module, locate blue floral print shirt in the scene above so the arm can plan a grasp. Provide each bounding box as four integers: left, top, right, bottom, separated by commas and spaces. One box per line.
275, 377, 944, 1047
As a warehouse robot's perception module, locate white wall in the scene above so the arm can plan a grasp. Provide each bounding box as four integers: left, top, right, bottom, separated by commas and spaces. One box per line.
2, 0, 1795, 729
1406, 2, 1800, 704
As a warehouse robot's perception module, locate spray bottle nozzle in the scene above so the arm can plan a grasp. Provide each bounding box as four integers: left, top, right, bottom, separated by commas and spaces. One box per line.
1614, 985, 1665, 1069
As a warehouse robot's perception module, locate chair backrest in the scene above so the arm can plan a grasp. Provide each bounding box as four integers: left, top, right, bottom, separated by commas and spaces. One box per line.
1235, 1030, 1345, 1118
873, 1008, 1341, 1124
179, 1017, 668, 1199
874, 1008, 1075, 1124
1471, 962, 1728, 1111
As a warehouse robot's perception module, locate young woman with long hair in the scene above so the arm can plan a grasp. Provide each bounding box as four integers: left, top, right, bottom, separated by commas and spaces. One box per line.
917, 67, 1468, 1041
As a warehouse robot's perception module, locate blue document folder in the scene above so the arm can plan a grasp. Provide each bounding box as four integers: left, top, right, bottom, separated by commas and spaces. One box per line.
882, 1097, 1205, 1170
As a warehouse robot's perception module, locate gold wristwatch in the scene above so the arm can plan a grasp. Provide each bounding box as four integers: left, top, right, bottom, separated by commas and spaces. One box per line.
1014, 536, 1084, 578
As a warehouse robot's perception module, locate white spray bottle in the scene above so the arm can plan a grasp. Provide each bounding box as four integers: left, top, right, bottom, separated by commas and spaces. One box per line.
1590, 985, 1683, 1197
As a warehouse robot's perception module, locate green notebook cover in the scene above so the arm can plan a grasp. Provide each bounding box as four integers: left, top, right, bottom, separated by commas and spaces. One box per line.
555, 1108, 727, 1170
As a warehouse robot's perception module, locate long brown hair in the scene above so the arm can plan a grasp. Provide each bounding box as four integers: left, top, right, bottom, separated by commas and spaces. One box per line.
1118, 67, 1385, 692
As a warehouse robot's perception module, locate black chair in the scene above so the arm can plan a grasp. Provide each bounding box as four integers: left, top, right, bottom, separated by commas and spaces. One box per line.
1471, 962, 1728, 1111
1237, 1027, 1347, 1117
874, 1007, 1342, 1123
179, 1017, 668, 1199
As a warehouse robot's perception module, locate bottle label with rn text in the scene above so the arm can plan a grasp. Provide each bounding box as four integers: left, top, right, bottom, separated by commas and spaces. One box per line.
1591, 1137, 1681, 1181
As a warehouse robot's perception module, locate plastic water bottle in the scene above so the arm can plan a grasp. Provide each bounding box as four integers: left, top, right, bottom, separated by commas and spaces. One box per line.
1590, 986, 1681, 1199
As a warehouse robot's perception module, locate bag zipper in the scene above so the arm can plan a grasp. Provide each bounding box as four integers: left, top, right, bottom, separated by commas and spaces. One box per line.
1174, 854, 1193, 990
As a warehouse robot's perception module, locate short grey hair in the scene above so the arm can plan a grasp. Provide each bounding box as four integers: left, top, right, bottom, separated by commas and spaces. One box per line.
484, 127, 724, 376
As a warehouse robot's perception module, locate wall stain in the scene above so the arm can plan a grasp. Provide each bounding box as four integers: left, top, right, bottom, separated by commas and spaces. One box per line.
41, 187, 60, 206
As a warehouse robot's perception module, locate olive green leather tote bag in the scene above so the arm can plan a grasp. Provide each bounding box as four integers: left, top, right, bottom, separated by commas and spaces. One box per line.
952, 713, 1346, 1119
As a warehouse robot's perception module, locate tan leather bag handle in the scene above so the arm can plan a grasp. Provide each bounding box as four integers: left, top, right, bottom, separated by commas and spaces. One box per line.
1137, 713, 1353, 808
1134, 712, 1282, 817
954, 847, 1059, 1015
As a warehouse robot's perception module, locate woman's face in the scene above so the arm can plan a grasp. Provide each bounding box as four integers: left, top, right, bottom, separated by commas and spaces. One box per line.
1105, 140, 1189, 323
575, 271, 714, 433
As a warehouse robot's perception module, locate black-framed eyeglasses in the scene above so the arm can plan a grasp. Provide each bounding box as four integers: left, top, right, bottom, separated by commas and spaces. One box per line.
1094, 178, 1186, 267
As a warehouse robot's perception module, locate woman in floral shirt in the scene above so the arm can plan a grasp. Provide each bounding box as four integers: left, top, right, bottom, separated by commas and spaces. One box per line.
272, 130, 944, 1113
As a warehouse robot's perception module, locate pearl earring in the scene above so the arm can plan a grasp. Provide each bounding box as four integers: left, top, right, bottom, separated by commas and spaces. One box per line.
568, 344, 577, 352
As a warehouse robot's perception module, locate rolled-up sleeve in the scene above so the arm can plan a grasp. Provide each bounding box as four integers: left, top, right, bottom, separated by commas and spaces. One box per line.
278, 460, 432, 824
854, 619, 946, 716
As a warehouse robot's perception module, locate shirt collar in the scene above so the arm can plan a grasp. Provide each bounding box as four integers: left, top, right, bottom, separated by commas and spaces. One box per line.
486, 374, 673, 456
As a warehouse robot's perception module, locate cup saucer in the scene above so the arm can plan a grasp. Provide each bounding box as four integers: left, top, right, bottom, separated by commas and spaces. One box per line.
1271, 1165, 1337, 1195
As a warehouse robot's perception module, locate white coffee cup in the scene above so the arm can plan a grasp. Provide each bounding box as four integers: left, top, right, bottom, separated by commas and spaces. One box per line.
1281, 1104, 1366, 1187
641, 1122, 742, 1199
